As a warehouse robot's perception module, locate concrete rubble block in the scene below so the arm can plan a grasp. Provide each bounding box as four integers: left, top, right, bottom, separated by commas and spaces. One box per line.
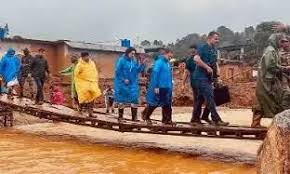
257, 109, 290, 174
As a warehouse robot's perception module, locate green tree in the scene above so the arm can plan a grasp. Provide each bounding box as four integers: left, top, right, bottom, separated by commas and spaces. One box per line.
254, 21, 280, 54
217, 26, 235, 44
140, 40, 151, 47
153, 40, 164, 46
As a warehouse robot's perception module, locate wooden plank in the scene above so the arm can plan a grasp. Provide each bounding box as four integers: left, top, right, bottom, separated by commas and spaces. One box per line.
0, 95, 267, 140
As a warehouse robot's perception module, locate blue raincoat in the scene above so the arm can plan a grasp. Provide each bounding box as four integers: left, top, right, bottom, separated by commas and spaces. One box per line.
0, 48, 21, 83
114, 55, 145, 104
146, 55, 173, 106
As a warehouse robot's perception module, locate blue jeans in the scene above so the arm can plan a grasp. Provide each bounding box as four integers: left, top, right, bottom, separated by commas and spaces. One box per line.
191, 86, 210, 122
193, 80, 221, 122
34, 77, 45, 102
144, 88, 172, 124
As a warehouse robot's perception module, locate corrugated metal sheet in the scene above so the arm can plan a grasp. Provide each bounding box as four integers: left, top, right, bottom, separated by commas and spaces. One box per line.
65, 41, 145, 53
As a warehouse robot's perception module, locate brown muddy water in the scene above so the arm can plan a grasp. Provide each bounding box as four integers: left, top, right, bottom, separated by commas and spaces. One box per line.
0, 108, 263, 174
0, 129, 256, 174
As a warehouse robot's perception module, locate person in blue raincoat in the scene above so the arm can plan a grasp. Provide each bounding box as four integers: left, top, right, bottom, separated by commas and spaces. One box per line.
142, 48, 175, 125
0, 48, 21, 98
114, 47, 145, 121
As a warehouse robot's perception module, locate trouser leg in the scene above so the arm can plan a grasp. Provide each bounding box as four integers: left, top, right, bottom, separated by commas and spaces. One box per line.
159, 88, 173, 124
19, 76, 26, 97
34, 77, 42, 102
201, 107, 210, 121
198, 80, 221, 122
39, 78, 45, 102
191, 87, 203, 122
105, 98, 109, 113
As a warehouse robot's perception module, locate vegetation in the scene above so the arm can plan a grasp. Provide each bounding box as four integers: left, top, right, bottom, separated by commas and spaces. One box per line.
140, 21, 280, 64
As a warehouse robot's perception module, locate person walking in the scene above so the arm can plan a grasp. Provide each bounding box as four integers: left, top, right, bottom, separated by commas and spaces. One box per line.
74, 52, 101, 117
252, 33, 290, 127
0, 48, 21, 99
142, 48, 175, 125
114, 47, 145, 121
192, 31, 229, 126
19, 48, 34, 98
60, 56, 79, 109
31, 48, 50, 105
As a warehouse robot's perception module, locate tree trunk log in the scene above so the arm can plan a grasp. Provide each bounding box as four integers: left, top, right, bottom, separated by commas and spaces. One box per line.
257, 110, 290, 174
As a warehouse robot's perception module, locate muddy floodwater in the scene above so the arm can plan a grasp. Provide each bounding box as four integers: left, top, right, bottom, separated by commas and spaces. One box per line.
0, 108, 266, 174
0, 129, 256, 174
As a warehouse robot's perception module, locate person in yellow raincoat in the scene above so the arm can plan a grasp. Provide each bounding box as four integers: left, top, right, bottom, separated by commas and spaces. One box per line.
74, 52, 101, 117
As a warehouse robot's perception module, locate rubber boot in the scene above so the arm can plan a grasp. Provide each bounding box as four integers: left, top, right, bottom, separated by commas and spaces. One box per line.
251, 112, 263, 128
162, 106, 174, 125
131, 107, 138, 121
118, 108, 124, 122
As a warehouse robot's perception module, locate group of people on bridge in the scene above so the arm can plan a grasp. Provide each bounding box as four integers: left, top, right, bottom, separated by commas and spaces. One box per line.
1, 23, 290, 128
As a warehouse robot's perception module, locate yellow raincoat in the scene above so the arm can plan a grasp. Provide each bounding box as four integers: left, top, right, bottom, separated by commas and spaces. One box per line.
74, 58, 101, 104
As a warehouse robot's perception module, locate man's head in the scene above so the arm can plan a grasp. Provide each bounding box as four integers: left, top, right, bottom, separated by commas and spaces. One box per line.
125, 47, 136, 59
159, 48, 166, 55
6, 48, 15, 56
81, 52, 90, 62
280, 37, 290, 51
70, 55, 78, 64
23, 48, 30, 56
207, 31, 220, 46
268, 33, 288, 50
189, 44, 198, 56
38, 48, 45, 57
163, 48, 173, 60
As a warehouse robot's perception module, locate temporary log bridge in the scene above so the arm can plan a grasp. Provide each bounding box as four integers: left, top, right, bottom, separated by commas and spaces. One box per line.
0, 94, 267, 140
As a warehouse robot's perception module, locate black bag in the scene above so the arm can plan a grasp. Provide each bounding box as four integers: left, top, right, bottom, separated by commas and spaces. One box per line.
214, 85, 230, 106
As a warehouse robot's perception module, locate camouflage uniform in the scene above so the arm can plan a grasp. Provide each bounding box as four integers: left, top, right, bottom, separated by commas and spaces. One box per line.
254, 34, 290, 121
279, 49, 290, 87
19, 54, 34, 98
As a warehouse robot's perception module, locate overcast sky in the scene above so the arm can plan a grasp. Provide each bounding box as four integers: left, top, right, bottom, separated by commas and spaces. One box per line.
0, 0, 289, 44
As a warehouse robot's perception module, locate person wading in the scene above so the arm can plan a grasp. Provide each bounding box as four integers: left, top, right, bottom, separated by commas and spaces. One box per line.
114, 47, 145, 122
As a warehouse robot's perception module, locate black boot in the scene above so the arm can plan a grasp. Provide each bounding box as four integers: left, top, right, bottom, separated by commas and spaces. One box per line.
142, 106, 156, 124
118, 108, 124, 121
131, 107, 138, 121
162, 106, 173, 125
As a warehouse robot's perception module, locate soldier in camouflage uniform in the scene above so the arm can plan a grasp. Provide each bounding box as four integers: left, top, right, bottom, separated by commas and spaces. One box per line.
252, 33, 290, 127
19, 48, 34, 98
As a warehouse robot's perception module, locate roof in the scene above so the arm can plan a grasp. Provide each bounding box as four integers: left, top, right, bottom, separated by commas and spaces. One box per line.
64, 41, 144, 53
3, 37, 56, 45
2, 37, 145, 53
